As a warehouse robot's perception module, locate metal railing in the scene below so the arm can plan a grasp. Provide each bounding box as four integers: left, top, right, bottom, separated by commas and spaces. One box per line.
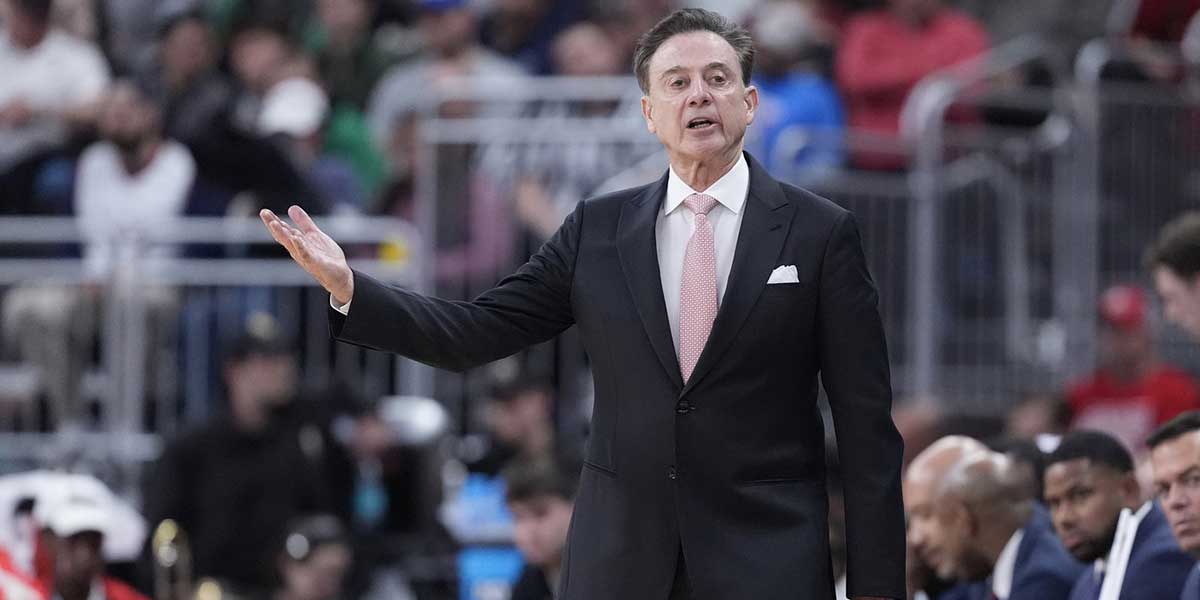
0, 216, 425, 477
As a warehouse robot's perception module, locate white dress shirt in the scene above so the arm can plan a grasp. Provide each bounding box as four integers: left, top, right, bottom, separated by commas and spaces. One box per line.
991, 529, 1025, 600
74, 140, 196, 280
333, 154, 751, 335
656, 153, 749, 355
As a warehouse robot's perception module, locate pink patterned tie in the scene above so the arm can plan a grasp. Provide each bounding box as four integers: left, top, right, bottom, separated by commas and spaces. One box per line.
679, 193, 719, 383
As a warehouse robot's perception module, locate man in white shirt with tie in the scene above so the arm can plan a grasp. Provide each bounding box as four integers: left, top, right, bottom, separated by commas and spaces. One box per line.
262, 7, 905, 599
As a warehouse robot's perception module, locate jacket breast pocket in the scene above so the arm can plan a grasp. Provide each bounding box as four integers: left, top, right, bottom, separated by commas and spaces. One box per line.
757, 282, 815, 314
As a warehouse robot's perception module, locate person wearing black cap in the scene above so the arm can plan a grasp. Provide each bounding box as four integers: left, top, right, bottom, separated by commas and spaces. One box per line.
143, 322, 340, 596
274, 515, 353, 600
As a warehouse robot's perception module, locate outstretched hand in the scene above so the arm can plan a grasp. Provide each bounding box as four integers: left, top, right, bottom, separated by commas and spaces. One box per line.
260, 206, 355, 305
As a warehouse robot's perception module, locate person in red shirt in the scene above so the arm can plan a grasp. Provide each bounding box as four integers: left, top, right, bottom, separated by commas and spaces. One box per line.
1067, 285, 1200, 450
835, 0, 989, 169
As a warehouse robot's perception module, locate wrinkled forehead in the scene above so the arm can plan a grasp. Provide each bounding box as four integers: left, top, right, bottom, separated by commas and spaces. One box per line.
647, 30, 742, 79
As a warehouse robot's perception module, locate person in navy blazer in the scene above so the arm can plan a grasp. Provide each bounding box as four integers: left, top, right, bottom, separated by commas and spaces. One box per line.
910, 445, 1082, 600
260, 8, 905, 600
1146, 413, 1200, 600
991, 504, 1085, 599
1043, 430, 1194, 600
1183, 567, 1200, 599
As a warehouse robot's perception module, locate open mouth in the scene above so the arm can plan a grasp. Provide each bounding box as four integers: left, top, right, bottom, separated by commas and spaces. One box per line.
687, 118, 717, 130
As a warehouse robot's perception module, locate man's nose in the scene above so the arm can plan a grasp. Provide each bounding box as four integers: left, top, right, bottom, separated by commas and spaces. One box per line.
686, 81, 712, 106
1165, 485, 1190, 511
907, 524, 924, 548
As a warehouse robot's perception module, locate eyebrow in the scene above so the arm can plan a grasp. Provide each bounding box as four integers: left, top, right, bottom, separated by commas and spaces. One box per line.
659, 62, 733, 79
1157, 465, 1200, 487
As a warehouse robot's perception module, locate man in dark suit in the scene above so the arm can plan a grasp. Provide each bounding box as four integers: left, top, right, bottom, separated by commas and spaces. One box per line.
1146, 412, 1200, 599
260, 7, 905, 599
1043, 430, 1194, 600
904, 436, 991, 600
908, 444, 1082, 600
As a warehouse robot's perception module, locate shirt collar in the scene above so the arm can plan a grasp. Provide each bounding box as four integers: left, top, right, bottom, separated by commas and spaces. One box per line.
663, 153, 749, 216
991, 529, 1025, 599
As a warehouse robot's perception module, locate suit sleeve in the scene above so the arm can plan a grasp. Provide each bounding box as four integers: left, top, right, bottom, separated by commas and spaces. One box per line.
817, 211, 906, 599
329, 201, 583, 372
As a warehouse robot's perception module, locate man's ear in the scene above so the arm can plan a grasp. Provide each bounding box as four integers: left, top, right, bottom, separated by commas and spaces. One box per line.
1120, 473, 1142, 504
744, 85, 759, 126
641, 95, 657, 134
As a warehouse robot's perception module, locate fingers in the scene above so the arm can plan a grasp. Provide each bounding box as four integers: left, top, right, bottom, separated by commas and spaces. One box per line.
263, 213, 305, 258
288, 205, 320, 235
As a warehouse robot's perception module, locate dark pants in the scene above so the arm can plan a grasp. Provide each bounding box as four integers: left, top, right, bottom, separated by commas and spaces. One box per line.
669, 550, 691, 599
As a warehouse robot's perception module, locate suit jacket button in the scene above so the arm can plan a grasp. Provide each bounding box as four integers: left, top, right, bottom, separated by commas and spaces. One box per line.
676, 402, 692, 415
668, 466, 678, 480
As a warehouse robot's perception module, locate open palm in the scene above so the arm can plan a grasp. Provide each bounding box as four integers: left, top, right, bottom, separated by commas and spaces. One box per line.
260, 206, 355, 305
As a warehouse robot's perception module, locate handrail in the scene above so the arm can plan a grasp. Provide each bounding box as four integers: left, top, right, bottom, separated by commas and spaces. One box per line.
0, 215, 420, 244
899, 33, 1056, 397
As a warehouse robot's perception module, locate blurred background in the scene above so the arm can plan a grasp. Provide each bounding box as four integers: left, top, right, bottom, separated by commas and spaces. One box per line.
0, 0, 1198, 598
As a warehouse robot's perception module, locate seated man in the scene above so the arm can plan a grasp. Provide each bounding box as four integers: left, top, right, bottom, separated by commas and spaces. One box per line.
908, 441, 1083, 599
1145, 412, 1200, 597
904, 436, 990, 600
502, 451, 581, 600
1043, 430, 1194, 600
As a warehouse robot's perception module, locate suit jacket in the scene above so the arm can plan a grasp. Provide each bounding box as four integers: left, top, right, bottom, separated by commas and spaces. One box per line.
980, 507, 1084, 600
1067, 503, 1194, 600
330, 152, 906, 599
1182, 564, 1200, 600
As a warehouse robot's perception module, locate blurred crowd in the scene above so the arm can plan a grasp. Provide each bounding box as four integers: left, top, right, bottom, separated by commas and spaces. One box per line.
1, 0, 1200, 598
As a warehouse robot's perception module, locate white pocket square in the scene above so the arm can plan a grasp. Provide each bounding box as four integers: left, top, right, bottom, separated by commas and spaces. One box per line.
767, 265, 799, 284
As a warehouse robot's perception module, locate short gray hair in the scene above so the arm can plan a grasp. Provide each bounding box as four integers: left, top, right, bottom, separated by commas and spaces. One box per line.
632, 8, 755, 94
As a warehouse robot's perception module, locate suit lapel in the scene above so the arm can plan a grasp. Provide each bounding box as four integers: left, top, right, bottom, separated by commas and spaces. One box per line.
616, 171, 684, 390
681, 154, 793, 397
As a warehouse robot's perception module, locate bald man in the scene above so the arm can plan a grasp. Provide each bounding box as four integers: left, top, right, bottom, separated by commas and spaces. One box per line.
908, 440, 1083, 600
904, 437, 989, 600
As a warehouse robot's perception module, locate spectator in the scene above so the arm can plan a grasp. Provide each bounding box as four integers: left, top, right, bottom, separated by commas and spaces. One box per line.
143, 326, 341, 596
303, 0, 406, 110
903, 436, 990, 600
300, 0, 393, 196
836, 0, 989, 170
368, 0, 523, 292
502, 452, 581, 600
1146, 211, 1200, 342
274, 515, 353, 600
0, 79, 215, 428
501, 21, 648, 241
478, 0, 581, 75
908, 440, 1084, 599
466, 378, 556, 477
145, 9, 235, 151
744, 0, 844, 180
1066, 285, 1200, 451
367, 0, 525, 147
0, 0, 109, 172
42, 482, 148, 600
1043, 430, 1194, 600
74, 80, 210, 278
1147, 412, 1200, 595
258, 77, 366, 211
